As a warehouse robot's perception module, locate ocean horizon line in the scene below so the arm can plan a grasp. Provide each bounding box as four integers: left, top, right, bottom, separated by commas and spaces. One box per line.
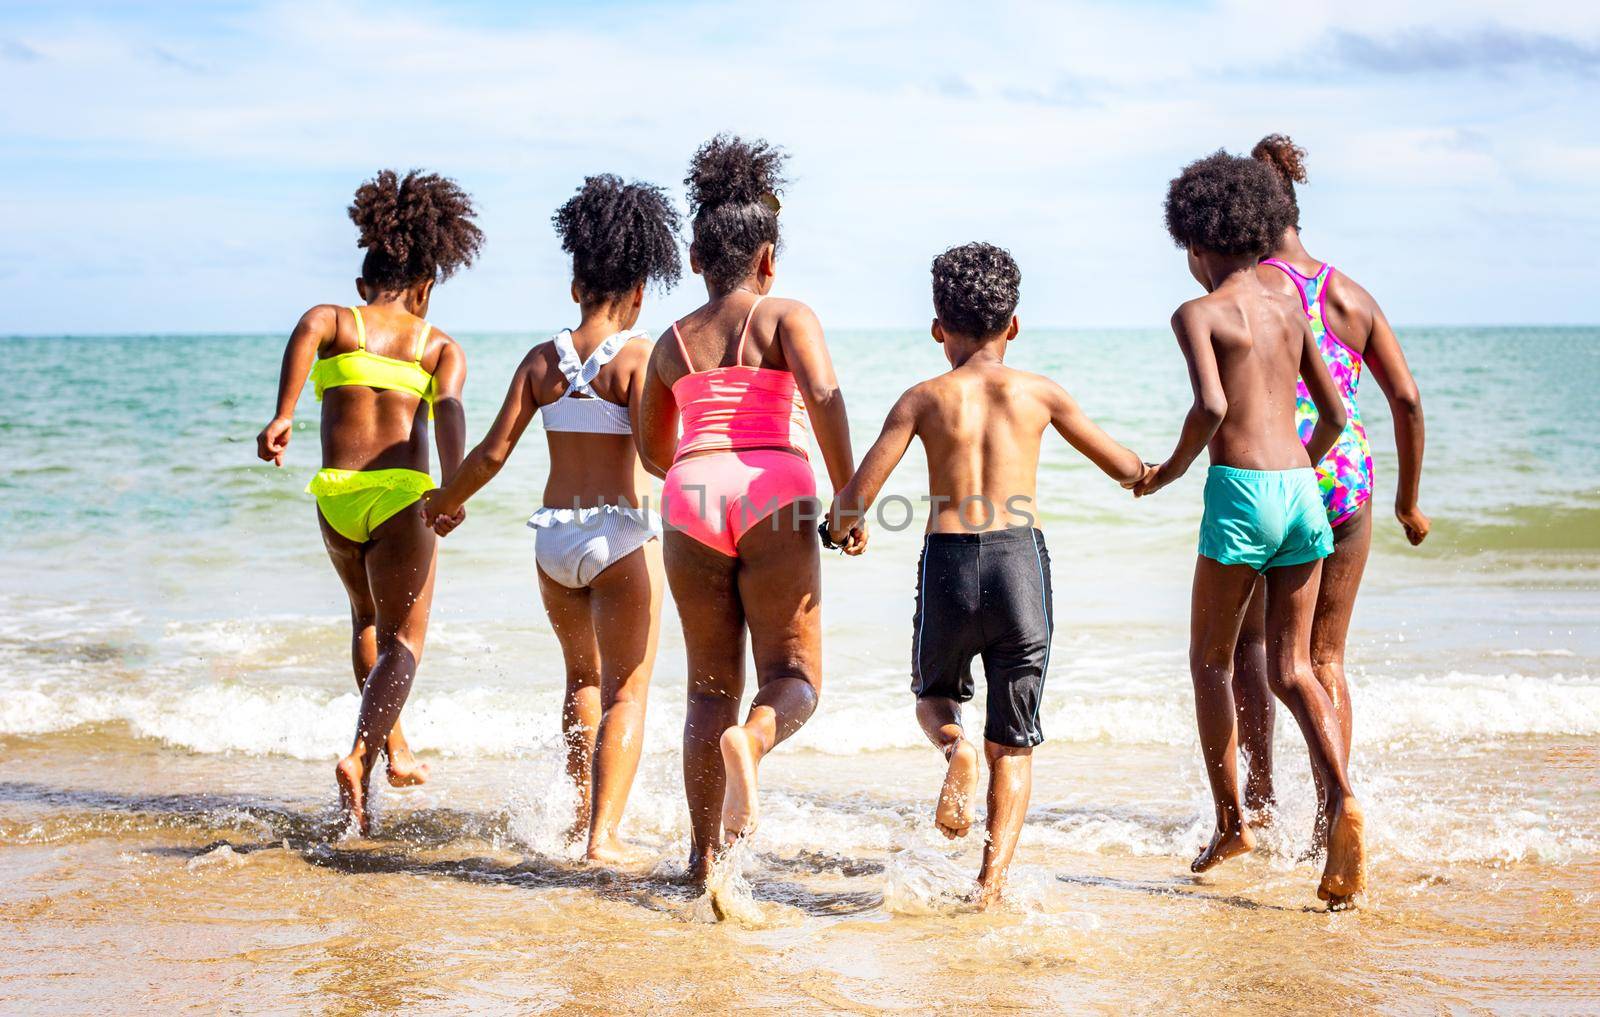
4, 322, 1597, 341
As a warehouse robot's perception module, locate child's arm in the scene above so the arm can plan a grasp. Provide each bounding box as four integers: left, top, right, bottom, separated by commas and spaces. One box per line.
421, 348, 544, 535
779, 303, 856, 496
634, 341, 680, 481
1361, 303, 1429, 545
1297, 316, 1347, 467
826, 388, 921, 555
1134, 304, 1227, 497
1042, 380, 1145, 487
256, 305, 336, 467
430, 336, 468, 485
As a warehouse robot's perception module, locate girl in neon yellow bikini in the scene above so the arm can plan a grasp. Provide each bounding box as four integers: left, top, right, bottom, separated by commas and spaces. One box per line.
256, 169, 482, 834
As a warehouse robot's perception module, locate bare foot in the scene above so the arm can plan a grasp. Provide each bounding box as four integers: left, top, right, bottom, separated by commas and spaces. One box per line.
385, 749, 430, 788
1318, 795, 1366, 904
935, 740, 979, 839
972, 879, 1004, 911
687, 849, 716, 889
586, 833, 647, 866
1191, 823, 1255, 873
719, 726, 760, 844
335, 753, 370, 836
1243, 787, 1276, 823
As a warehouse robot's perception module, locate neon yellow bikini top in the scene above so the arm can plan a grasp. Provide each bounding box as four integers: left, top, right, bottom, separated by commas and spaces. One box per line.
310, 307, 437, 414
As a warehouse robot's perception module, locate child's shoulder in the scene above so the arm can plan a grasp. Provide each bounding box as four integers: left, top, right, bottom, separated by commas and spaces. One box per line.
983, 363, 1064, 402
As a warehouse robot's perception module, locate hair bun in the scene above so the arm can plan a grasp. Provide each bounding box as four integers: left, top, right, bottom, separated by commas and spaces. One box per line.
685, 134, 788, 214
1251, 134, 1307, 185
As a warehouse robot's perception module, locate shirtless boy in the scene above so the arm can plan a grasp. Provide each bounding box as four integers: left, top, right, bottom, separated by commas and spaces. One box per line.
827, 242, 1146, 907
1134, 150, 1365, 907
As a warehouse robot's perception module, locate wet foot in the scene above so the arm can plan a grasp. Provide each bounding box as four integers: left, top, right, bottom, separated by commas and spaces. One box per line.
972, 879, 1004, 911
935, 740, 979, 839
586, 834, 647, 866
687, 850, 716, 889
1243, 786, 1276, 821
335, 753, 370, 836
1318, 795, 1366, 905
1191, 823, 1256, 873
384, 749, 430, 788
719, 726, 760, 844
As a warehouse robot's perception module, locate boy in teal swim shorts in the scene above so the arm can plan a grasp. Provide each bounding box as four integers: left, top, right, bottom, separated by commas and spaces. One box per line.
1134, 150, 1367, 908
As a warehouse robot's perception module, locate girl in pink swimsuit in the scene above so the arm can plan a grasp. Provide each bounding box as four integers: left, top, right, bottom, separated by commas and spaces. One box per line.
1231, 135, 1431, 849
636, 135, 859, 884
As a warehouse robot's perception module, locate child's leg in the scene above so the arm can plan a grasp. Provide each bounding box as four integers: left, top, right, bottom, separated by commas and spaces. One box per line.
1231, 580, 1274, 815
334, 509, 438, 835
975, 741, 1033, 908
1301, 506, 1372, 850
583, 541, 664, 863
1262, 561, 1365, 904
319, 512, 427, 787
916, 697, 979, 838
722, 501, 824, 845
1188, 555, 1265, 872
664, 532, 746, 884
539, 567, 601, 844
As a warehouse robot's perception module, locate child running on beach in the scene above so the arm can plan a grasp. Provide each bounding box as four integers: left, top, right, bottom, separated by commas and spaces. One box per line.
256, 170, 482, 834
635, 135, 858, 885
826, 242, 1147, 908
420, 175, 680, 863
1133, 150, 1366, 906
1228, 135, 1430, 850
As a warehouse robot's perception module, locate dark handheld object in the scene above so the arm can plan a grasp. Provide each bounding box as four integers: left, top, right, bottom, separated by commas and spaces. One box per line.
818, 521, 842, 551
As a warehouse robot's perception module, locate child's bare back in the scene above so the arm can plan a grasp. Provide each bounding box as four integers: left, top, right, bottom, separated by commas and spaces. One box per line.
1174, 281, 1321, 471
828, 243, 1144, 909
898, 363, 1063, 533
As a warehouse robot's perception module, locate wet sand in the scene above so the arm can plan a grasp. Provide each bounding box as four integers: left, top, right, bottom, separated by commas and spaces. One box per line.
5, 730, 1597, 1014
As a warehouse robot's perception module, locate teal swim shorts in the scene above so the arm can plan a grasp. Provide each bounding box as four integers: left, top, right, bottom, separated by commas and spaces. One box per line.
1198, 465, 1334, 572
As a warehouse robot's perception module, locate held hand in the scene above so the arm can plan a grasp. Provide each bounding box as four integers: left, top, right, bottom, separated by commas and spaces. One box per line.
1121, 461, 1156, 492
419, 490, 467, 537
256, 417, 292, 467
841, 517, 869, 557
1132, 461, 1174, 498
1396, 503, 1431, 546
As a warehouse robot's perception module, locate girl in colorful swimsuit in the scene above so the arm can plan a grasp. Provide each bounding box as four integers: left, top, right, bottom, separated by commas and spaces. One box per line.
1135, 150, 1365, 906
635, 135, 859, 884
1230, 135, 1430, 843
257, 170, 482, 834
421, 175, 681, 863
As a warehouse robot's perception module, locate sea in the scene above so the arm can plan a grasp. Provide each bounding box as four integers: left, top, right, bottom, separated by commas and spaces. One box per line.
2, 326, 1597, 1012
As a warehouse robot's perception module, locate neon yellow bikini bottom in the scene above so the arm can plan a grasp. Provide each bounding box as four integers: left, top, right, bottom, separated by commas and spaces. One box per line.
307, 468, 434, 543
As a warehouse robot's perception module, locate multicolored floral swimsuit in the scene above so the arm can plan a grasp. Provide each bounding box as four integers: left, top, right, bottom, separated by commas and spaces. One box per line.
1263, 259, 1374, 527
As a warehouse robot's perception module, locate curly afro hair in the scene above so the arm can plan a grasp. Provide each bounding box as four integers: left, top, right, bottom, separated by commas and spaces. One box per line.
1251, 133, 1307, 228
684, 133, 787, 291
931, 242, 1021, 339
552, 174, 682, 301
348, 169, 484, 289
1163, 151, 1294, 258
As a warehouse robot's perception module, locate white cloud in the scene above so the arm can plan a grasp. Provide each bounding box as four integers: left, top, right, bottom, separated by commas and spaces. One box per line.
0, 0, 1594, 331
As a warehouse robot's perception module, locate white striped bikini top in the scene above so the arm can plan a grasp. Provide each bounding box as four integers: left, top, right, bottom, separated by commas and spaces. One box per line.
539, 328, 647, 435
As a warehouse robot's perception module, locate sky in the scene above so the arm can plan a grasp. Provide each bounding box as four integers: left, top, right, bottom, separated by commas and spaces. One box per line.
1, 0, 1596, 333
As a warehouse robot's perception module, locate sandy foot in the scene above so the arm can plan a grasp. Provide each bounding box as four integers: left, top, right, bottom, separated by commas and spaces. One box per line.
1191, 823, 1256, 873
1318, 795, 1366, 906
935, 740, 979, 839
719, 726, 760, 844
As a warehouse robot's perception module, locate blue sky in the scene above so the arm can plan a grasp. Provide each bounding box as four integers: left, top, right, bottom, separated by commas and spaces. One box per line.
1, 0, 1596, 333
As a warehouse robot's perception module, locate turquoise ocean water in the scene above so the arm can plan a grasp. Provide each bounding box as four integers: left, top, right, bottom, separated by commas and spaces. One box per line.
2, 326, 1597, 866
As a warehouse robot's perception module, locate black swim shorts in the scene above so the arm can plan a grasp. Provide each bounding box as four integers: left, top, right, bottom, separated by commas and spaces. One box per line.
911, 525, 1053, 748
